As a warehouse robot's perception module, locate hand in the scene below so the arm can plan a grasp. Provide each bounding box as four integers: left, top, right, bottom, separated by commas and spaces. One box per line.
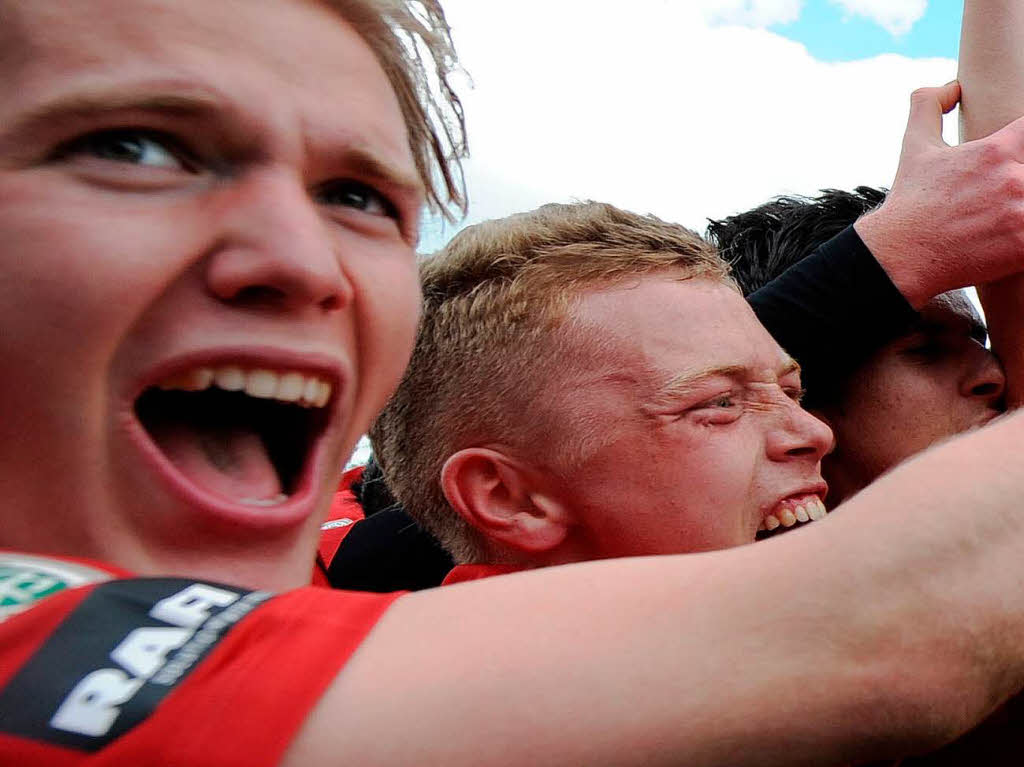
855, 81, 1024, 308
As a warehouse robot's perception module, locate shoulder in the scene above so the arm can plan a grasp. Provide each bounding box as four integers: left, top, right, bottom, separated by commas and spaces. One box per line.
0, 551, 401, 765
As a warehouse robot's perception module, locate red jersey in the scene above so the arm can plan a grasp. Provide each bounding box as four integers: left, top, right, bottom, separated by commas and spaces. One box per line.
441, 563, 524, 585
312, 465, 367, 586
0, 550, 399, 766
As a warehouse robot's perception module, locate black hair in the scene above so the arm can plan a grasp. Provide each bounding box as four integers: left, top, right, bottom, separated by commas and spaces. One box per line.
707, 186, 887, 296
350, 455, 402, 516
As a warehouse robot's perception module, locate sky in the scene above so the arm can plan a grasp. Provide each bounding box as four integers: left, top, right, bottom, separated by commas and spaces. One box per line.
418, 0, 965, 250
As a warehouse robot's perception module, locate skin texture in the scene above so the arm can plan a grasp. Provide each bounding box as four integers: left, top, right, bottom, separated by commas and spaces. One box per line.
0, 0, 423, 590
531, 277, 831, 560
855, 81, 1024, 320
291, 408, 1024, 767
819, 289, 1004, 505
958, 0, 1024, 406
7, 3, 1024, 765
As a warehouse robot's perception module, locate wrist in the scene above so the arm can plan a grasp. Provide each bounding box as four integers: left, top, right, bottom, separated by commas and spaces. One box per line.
853, 206, 933, 309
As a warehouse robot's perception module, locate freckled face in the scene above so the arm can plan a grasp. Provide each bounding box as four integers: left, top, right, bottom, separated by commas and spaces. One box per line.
543, 277, 833, 559
821, 290, 1005, 505
0, 0, 424, 586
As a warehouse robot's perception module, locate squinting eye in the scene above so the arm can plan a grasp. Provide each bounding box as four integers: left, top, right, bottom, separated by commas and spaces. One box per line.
784, 387, 806, 403
688, 393, 742, 426
58, 129, 192, 170
316, 180, 397, 218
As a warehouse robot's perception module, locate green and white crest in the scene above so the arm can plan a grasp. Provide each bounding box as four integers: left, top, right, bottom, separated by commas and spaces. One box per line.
0, 553, 113, 622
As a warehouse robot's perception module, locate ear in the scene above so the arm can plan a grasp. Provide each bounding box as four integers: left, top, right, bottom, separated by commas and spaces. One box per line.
440, 447, 570, 554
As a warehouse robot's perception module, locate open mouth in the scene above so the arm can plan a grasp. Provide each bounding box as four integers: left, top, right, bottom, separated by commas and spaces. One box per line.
134, 366, 332, 508
755, 493, 828, 541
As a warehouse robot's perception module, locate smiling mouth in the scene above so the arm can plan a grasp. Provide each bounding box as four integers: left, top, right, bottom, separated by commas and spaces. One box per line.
134, 366, 332, 507
755, 493, 828, 541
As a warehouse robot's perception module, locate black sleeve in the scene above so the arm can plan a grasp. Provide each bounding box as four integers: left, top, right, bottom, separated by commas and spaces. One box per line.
747, 225, 918, 403
327, 508, 454, 593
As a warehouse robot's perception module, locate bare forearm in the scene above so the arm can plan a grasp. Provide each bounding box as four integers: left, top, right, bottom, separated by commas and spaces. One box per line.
959, 0, 1024, 405
959, 0, 1024, 139
286, 412, 1024, 767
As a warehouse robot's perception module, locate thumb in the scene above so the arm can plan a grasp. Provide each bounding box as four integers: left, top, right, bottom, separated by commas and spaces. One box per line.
901, 81, 961, 154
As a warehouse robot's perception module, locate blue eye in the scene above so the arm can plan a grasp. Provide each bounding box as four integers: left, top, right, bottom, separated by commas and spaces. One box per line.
59, 129, 192, 170
708, 395, 736, 408
316, 180, 397, 218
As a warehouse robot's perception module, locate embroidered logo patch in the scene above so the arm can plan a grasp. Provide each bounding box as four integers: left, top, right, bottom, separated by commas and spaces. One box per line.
0, 553, 113, 622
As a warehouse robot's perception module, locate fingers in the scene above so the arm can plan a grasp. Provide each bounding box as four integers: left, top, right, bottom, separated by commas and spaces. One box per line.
902, 80, 961, 153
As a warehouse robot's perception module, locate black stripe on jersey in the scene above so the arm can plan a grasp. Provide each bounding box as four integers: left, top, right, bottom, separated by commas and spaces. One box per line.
0, 578, 272, 751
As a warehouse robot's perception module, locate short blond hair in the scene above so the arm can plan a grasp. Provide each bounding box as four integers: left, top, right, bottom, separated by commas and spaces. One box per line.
371, 202, 731, 562
326, 0, 467, 219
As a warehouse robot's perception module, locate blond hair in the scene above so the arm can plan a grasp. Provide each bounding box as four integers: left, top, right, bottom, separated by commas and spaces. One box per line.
371, 202, 730, 562
326, 0, 467, 219
0, 0, 468, 219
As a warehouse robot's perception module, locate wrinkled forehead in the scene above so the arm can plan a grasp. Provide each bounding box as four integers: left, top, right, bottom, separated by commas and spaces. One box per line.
569, 275, 791, 388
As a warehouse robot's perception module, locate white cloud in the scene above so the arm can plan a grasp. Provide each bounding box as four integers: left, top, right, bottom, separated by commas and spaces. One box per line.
828, 0, 928, 36
425, 0, 956, 251
696, 0, 804, 28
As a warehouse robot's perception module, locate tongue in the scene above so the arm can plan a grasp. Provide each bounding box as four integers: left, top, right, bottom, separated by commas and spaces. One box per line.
154, 422, 283, 502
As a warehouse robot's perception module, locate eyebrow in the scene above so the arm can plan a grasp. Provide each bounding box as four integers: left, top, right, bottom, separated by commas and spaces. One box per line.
338, 145, 424, 200
2, 86, 226, 143
645, 358, 801, 410
1, 83, 425, 195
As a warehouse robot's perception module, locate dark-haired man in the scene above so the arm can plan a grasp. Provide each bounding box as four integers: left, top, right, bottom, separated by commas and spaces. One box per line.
710, 187, 1005, 505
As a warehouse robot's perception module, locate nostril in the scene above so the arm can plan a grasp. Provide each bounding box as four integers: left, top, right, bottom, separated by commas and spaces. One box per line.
319, 294, 341, 312
231, 285, 289, 307
786, 445, 819, 457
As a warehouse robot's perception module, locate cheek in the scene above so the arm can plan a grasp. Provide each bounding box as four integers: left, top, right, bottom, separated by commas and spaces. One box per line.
0, 190, 189, 365
651, 427, 759, 500
349, 244, 421, 413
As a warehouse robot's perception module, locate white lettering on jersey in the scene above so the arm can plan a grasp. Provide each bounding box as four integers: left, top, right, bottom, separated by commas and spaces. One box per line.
150, 584, 240, 628
48, 583, 243, 738
50, 669, 144, 738
111, 627, 192, 680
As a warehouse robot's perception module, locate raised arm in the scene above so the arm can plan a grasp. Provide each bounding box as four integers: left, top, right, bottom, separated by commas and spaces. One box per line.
284, 409, 1024, 767
958, 0, 1024, 404
854, 81, 1024, 314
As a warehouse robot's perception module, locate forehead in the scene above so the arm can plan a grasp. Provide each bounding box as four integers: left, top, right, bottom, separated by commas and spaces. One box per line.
919, 289, 982, 328
894, 289, 986, 347
0, 0, 413, 172
571, 276, 792, 388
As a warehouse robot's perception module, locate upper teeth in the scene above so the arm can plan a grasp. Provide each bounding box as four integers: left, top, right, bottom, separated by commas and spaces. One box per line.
758, 497, 827, 532
158, 366, 332, 408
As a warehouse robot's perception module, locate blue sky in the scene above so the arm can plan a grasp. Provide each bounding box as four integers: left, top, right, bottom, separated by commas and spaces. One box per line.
772, 0, 962, 61
414, 0, 961, 255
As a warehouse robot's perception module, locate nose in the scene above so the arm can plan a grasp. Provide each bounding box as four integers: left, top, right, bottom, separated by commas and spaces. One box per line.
767, 400, 834, 463
960, 348, 1006, 405
204, 168, 352, 313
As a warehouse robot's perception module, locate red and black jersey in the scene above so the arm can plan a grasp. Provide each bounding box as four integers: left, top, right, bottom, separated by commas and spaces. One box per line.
441, 564, 524, 585
0, 551, 399, 766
